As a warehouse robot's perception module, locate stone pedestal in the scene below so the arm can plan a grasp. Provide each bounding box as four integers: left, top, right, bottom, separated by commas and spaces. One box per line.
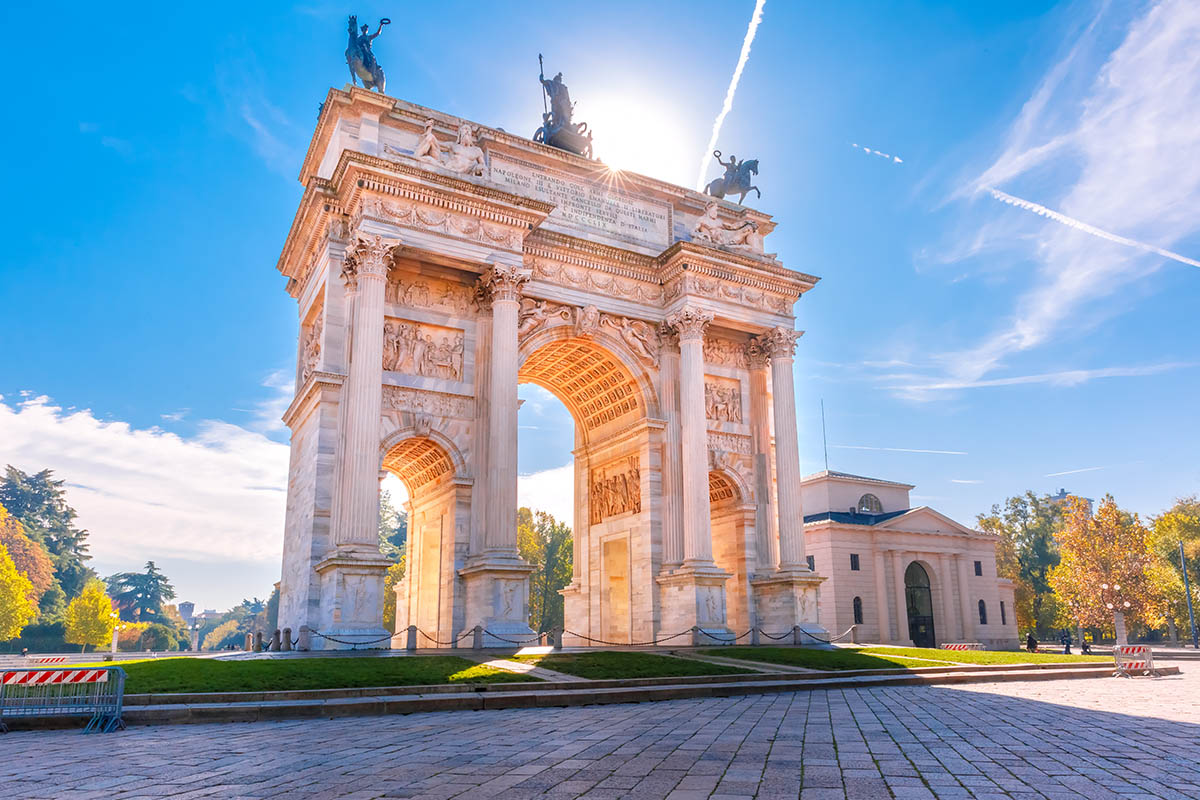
560, 583, 588, 646
460, 556, 536, 647
657, 566, 732, 645
751, 570, 828, 643
313, 549, 394, 649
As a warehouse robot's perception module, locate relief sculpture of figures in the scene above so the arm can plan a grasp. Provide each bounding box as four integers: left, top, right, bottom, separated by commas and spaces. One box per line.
383, 321, 464, 381
409, 120, 487, 177
590, 456, 642, 525
345, 15, 389, 92
692, 202, 763, 253
703, 150, 761, 204
301, 313, 323, 383
412, 118, 443, 164
704, 382, 743, 423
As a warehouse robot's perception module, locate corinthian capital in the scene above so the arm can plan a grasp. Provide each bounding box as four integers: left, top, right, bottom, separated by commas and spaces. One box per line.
755, 326, 803, 359
665, 306, 713, 343
745, 338, 770, 370
342, 233, 400, 290
477, 264, 531, 304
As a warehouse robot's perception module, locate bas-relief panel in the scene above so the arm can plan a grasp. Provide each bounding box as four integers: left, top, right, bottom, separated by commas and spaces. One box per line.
704, 377, 743, 423
301, 311, 323, 383
381, 386, 474, 420
385, 273, 477, 316
383, 318, 465, 381
590, 456, 642, 525
703, 336, 749, 370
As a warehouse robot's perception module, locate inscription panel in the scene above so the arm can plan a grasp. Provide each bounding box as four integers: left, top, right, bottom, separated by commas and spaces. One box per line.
490, 156, 671, 249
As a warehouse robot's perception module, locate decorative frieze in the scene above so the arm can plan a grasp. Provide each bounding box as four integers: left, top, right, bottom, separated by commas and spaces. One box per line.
703, 336, 750, 370
358, 194, 522, 251
385, 273, 477, 316
590, 456, 642, 524
664, 273, 793, 316
529, 257, 663, 304
704, 379, 743, 423
516, 299, 660, 368
381, 385, 474, 419
707, 432, 752, 455
383, 319, 465, 380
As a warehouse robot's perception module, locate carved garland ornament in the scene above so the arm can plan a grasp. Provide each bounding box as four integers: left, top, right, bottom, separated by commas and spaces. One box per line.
516, 299, 660, 367
359, 194, 522, 251
530, 257, 663, 304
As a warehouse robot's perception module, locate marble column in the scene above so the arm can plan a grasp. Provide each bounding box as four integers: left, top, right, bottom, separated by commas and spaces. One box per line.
459, 265, 535, 646
760, 328, 807, 571
873, 548, 891, 641
937, 554, 957, 643
747, 341, 778, 570
658, 329, 685, 569
892, 551, 913, 645
314, 233, 399, 648
670, 306, 716, 566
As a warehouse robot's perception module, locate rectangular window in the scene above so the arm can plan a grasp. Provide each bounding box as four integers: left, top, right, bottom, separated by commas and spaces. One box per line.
849, 553, 860, 571
1000, 601, 1007, 626
974, 560, 983, 576
806, 555, 815, 571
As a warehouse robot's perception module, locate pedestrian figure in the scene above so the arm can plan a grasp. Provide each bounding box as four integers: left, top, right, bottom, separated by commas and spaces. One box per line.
1026, 632, 1038, 653
1080, 637, 1091, 655
1060, 629, 1072, 655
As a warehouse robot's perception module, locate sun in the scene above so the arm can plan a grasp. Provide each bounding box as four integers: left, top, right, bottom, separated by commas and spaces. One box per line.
580, 91, 696, 187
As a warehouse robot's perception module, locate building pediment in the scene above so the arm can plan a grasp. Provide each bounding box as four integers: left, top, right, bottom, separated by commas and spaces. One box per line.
873, 507, 978, 536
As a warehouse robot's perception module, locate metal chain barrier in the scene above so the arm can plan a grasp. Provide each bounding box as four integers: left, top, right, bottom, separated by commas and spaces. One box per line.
415, 628, 472, 647
757, 628, 795, 641
562, 628, 695, 647
309, 631, 394, 647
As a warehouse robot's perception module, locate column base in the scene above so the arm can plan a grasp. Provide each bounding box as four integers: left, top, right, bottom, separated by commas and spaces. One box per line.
460, 553, 536, 648
560, 582, 588, 647
313, 548, 394, 650
656, 564, 732, 645
751, 569, 830, 646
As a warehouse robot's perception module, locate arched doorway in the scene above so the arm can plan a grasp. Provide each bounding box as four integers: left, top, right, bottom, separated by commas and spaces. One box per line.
904, 561, 936, 648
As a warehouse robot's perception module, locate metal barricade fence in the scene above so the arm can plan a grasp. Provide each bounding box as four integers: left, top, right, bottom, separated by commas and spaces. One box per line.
1113, 645, 1158, 678
0, 667, 126, 733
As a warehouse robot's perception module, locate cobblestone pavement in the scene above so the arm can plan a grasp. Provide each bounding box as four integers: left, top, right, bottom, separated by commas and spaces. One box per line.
4, 670, 1198, 800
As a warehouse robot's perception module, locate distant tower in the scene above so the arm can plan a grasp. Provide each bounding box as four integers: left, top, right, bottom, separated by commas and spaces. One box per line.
178, 601, 195, 625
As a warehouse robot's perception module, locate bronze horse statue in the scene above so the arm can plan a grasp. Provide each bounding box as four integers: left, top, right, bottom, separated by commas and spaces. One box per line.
346, 15, 389, 93
704, 151, 761, 205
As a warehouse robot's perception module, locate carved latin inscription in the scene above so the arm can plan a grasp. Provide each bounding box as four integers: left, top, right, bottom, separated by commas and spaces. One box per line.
590, 456, 642, 525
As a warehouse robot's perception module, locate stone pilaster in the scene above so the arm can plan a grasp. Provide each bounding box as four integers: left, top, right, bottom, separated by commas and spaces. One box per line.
459, 264, 535, 646
314, 233, 400, 648
746, 340, 778, 570
956, 554, 975, 642
658, 326, 684, 569
873, 548, 891, 641
893, 551, 914, 645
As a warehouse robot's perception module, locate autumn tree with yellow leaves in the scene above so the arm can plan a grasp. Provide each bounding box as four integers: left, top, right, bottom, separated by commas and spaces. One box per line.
0, 541, 38, 640
1050, 495, 1168, 632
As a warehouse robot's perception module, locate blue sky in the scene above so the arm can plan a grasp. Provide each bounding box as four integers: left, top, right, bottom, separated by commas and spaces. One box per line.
1, 1, 1197, 608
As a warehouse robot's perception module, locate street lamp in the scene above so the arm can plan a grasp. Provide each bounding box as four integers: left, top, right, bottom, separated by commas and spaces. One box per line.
1099, 583, 1132, 645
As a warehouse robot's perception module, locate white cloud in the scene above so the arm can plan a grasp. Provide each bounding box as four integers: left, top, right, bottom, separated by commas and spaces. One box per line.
0, 394, 289, 608
947, 0, 1200, 381
1044, 465, 1105, 477
517, 463, 575, 525
950, 479, 984, 484
892, 361, 1192, 397
831, 445, 967, 456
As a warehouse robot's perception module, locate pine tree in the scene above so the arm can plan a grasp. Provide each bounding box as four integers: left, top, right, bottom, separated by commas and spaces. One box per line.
0, 466, 94, 598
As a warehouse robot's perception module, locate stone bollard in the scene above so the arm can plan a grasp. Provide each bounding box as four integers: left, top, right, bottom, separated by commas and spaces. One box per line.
472, 624, 483, 650
406, 624, 418, 652
244, 633, 253, 651
850, 624, 859, 644
270, 629, 282, 651
552, 627, 563, 650
751, 626, 761, 647
297, 625, 312, 651
281, 628, 292, 651
253, 631, 264, 652
691, 626, 701, 647
792, 625, 803, 646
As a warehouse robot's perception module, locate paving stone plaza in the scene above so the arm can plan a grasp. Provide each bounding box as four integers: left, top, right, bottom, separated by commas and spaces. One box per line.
5, 670, 1198, 800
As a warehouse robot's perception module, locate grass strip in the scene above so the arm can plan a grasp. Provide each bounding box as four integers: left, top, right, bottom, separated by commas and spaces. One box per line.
76, 655, 537, 694
858, 646, 1110, 665
510, 651, 752, 680
697, 647, 937, 671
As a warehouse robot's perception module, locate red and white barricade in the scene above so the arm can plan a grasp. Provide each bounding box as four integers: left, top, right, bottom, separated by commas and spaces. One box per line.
940, 643, 985, 651
1113, 644, 1158, 678
33, 656, 68, 665
0, 667, 124, 733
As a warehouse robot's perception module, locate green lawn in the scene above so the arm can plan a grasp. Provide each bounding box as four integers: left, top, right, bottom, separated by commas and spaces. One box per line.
859, 646, 1110, 665
510, 651, 753, 680
81, 656, 538, 694
696, 647, 940, 670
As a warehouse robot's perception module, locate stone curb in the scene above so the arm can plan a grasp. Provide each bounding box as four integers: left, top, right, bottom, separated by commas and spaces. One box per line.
5, 664, 1178, 731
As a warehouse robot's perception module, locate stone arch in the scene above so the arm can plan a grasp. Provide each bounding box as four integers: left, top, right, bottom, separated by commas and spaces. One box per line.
707, 467, 750, 509
517, 325, 659, 443
378, 429, 465, 498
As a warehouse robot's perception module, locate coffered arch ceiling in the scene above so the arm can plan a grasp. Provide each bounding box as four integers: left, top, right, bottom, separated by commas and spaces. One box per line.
517, 337, 644, 435
382, 437, 454, 496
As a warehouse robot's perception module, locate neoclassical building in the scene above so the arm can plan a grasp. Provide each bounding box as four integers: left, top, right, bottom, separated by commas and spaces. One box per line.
275, 88, 827, 648
802, 471, 1018, 649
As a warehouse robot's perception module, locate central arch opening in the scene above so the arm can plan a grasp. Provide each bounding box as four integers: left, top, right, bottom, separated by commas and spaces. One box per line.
904, 561, 936, 648
517, 333, 652, 644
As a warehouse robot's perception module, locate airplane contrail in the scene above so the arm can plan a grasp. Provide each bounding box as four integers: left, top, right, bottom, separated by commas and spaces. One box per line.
988, 188, 1200, 269
695, 0, 767, 191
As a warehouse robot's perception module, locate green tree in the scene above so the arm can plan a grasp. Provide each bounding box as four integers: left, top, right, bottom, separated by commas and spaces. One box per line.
517, 508, 572, 633
379, 490, 408, 561
202, 619, 240, 650
977, 491, 1063, 636
1148, 496, 1200, 635
64, 580, 116, 652
0, 542, 38, 641
106, 561, 176, 622
0, 466, 94, 597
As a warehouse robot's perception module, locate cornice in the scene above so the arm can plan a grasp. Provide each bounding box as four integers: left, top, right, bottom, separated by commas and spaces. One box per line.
281, 370, 345, 429
658, 241, 819, 298
524, 229, 659, 283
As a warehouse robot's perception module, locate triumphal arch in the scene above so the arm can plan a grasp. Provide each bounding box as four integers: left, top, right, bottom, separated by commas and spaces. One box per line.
276, 86, 826, 648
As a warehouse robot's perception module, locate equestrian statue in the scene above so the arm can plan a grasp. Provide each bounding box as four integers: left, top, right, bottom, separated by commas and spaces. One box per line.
704, 151, 761, 205
533, 55, 594, 159
346, 15, 390, 93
